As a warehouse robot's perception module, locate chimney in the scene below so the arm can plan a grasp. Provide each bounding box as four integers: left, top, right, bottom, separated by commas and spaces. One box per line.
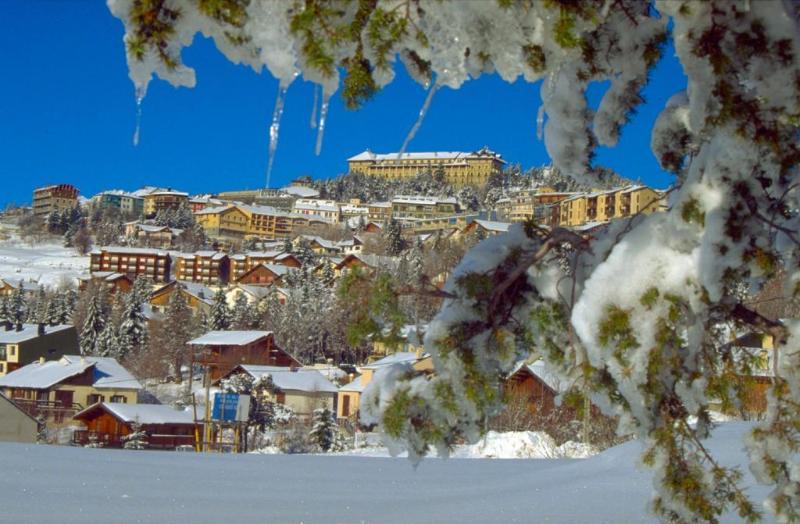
37, 323, 45, 336
415, 348, 424, 359
15, 322, 22, 332
38, 357, 44, 364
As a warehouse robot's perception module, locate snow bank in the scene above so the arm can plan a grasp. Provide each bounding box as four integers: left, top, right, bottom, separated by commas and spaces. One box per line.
0, 422, 773, 524
453, 431, 561, 459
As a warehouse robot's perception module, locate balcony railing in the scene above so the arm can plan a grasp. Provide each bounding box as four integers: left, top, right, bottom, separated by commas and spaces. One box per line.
12, 399, 83, 423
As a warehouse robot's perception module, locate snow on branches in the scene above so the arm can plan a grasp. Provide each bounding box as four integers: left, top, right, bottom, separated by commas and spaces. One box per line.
109, 1, 800, 522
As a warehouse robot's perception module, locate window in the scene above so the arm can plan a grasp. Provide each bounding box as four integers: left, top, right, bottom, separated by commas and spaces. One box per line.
87, 394, 104, 405
0, 344, 6, 360
110, 395, 126, 403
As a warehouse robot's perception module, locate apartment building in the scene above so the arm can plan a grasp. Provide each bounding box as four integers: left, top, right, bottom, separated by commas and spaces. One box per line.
292, 199, 341, 224
90, 247, 172, 282
391, 196, 460, 221
366, 202, 392, 222
97, 191, 144, 217
495, 187, 576, 223
172, 251, 230, 284
348, 147, 505, 187
32, 184, 79, 219
0, 322, 79, 377
142, 189, 189, 217
558, 186, 663, 227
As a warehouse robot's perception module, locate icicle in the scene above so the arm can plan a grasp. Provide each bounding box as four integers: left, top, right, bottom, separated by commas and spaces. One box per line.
266, 83, 289, 188
536, 105, 545, 140
398, 82, 440, 159
132, 86, 145, 147
310, 84, 319, 129
315, 91, 331, 156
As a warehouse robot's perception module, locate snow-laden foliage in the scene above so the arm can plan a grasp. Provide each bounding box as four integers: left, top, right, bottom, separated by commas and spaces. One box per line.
110, 1, 800, 521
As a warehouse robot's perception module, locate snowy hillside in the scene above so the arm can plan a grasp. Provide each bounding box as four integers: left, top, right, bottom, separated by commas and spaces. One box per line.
0, 423, 773, 523
0, 233, 89, 287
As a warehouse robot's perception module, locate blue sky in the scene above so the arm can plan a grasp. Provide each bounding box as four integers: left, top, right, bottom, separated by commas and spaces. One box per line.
0, 2, 687, 207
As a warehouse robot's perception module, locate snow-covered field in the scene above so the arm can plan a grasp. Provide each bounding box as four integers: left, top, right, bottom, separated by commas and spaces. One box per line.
0, 423, 773, 523
0, 233, 88, 287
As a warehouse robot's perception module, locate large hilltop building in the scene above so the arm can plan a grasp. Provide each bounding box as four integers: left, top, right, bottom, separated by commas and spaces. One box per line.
347, 147, 505, 187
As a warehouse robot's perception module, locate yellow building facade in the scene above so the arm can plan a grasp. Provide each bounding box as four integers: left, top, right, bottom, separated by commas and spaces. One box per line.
348, 147, 505, 188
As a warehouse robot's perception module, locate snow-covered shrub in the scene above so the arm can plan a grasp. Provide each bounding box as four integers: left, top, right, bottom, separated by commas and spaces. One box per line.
122, 420, 148, 450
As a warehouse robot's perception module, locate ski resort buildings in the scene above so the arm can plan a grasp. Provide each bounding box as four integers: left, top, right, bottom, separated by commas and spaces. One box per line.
32, 184, 79, 219
347, 147, 505, 187
90, 247, 172, 283
188, 331, 301, 382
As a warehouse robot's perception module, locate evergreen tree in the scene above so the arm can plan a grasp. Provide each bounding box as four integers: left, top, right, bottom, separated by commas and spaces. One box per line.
309, 407, 337, 452
231, 292, 255, 330
164, 288, 195, 381
79, 295, 105, 356
282, 237, 293, 254
0, 295, 8, 320
30, 286, 48, 324
131, 276, 152, 306
209, 288, 231, 331
9, 286, 27, 328
384, 218, 404, 256
95, 324, 120, 358
44, 298, 59, 325
118, 293, 148, 359
321, 263, 335, 287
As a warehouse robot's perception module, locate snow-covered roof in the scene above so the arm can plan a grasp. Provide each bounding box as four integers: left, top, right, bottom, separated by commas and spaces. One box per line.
0, 323, 72, 344
188, 331, 273, 346
392, 195, 459, 206
76, 402, 194, 425
293, 200, 340, 213
282, 185, 320, 198
147, 190, 189, 197
338, 374, 365, 393
80, 271, 130, 283
195, 250, 228, 260
348, 148, 504, 163
94, 246, 169, 257
0, 355, 141, 390
137, 224, 170, 233
509, 360, 569, 394
0, 279, 43, 292
361, 352, 423, 370
473, 219, 511, 232
297, 235, 340, 250
239, 204, 290, 217
193, 204, 235, 216
236, 365, 338, 394
367, 202, 392, 209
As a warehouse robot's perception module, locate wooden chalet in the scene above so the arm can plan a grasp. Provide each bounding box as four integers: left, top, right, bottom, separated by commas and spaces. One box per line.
73, 402, 195, 449
461, 219, 512, 238
188, 331, 301, 382
149, 281, 215, 315
78, 272, 133, 294
0, 278, 39, 298
236, 263, 291, 286
0, 355, 141, 426
504, 360, 569, 415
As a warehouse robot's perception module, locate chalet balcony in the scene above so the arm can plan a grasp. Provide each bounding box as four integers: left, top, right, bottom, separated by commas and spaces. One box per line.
12, 399, 83, 423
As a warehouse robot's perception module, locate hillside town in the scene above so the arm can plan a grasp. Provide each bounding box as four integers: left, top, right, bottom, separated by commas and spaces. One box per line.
0, 148, 781, 457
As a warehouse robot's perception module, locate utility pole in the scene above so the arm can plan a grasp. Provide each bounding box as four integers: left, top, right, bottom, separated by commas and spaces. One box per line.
203, 367, 211, 452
